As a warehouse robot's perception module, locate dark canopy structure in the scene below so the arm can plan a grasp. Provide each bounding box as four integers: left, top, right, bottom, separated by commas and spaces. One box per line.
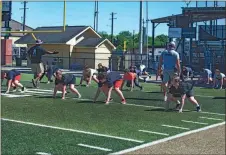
151, 7, 226, 23
150, 6, 226, 68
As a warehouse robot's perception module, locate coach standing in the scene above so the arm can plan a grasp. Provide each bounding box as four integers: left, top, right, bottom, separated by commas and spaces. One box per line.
158, 41, 181, 101
27, 39, 58, 88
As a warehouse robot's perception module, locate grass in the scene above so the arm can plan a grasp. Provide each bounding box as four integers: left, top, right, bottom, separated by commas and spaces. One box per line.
1, 73, 225, 154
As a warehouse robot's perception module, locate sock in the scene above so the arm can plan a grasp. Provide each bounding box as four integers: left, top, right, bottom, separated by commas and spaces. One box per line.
196, 104, 200, 107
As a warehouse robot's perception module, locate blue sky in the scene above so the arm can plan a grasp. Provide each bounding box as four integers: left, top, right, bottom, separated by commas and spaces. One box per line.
11, 1, 225, 36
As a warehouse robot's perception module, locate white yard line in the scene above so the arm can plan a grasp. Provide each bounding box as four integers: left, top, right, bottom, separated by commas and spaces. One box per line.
1, 118, 143, 143
161, 124, 190, 130
200, 111, 225, 116
36, 152, 51, 155
181, 120, 208, 125
196, 95, 215, 98
28, 89, 54, 92
199, 116, 224, 121
138, 130, 169, 136
25, 90, 54, 94
77, 143, 112, 152
1, 94, 32, 98
126, 103, 162, 109
110, 121, 225, 154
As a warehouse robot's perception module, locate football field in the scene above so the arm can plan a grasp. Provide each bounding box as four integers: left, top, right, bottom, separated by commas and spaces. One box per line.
1, 74, 225, 155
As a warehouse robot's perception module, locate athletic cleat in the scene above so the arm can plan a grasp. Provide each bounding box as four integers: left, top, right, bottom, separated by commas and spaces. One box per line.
175, 103, 181, 110
78, 94, 82, 99
21, 87, 26, 93
140, 86, 143, 91
121, 99, 126, 104
12, 87, 17, 92
164, 95, 167, 102
36, 80, 40, 88
32, 79, 36, 87
196, 106, 201, 112
104, 98, 113, 102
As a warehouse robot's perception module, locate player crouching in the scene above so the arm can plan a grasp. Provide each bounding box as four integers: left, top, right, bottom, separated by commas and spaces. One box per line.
53, 70, 81, 100
93, 72, 126, 105
1, 70, 26, 94
79, 65, 98, 87
166, 76, 201, 113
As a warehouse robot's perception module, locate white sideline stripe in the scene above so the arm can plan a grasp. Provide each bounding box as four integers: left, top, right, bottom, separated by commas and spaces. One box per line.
28, 89, 54, 92
1, 118, 143, 143
200, 111, 225, 116
181, 120, 208, 125
1, 94, 32, 98
69, 98, 225, 116
138, 130, 169, 136
110, 121, 226, 154
72, 98, 92, 101
25, 90, 54, 94
126, 103, 162, 109
199, 116, 224, 121
36, 152, 51, 155
162, 124, 190, 130
196, 95, 214, 98
77, 143, 112, 152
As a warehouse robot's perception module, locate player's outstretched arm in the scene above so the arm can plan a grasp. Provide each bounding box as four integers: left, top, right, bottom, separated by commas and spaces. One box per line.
93, 88, 101, 103
53, 85, 58, 98
106, 87, 113, 104
179, 94, 186, 113
6, 80, 12, 93
130, 79, 134, 92
61, 85, 67, 100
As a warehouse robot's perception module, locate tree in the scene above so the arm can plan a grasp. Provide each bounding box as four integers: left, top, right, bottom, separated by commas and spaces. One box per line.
98, 31, 111, 40
98, 31, 168, 50
155, 34, 168, 46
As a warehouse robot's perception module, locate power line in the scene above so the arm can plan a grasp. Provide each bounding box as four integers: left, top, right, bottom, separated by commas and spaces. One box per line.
110, 12, 117, 43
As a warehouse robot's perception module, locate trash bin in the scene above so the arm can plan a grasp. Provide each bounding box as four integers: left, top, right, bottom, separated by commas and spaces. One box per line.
16, 57, 22, 66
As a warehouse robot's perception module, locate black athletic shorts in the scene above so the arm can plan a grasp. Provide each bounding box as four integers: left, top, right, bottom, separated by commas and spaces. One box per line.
172, 91, 194, 98
160, 75, 163, 81
66, 76, 76, 85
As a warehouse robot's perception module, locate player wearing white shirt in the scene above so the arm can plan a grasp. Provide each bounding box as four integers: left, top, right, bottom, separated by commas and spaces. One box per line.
213, 69, 225, 89
80, 65, 98, 87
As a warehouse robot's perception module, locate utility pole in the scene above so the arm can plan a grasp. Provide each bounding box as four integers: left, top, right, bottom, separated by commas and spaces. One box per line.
133, 30, 135, 54
146, 1, 151, 68
94, 1, 96, 30
96, 1, 99, 32
93, 1, 99, 31
139, 1, 143, 64
110, 12, 117, 43
20, 1, 28, 35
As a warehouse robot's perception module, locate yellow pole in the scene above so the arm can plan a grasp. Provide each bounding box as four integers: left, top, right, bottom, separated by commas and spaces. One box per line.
123, 41, 127, 52
31, 33, 37, 40
63, 0, 66, 31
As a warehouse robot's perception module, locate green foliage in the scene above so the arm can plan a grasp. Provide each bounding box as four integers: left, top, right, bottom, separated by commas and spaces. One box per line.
98, 31, 168, 50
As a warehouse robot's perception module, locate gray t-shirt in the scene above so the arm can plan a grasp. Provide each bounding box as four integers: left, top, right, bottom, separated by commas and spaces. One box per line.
161, 50, 180, 70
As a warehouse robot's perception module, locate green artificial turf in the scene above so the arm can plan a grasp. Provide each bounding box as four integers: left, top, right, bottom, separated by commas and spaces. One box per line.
1, 73, 225, 154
